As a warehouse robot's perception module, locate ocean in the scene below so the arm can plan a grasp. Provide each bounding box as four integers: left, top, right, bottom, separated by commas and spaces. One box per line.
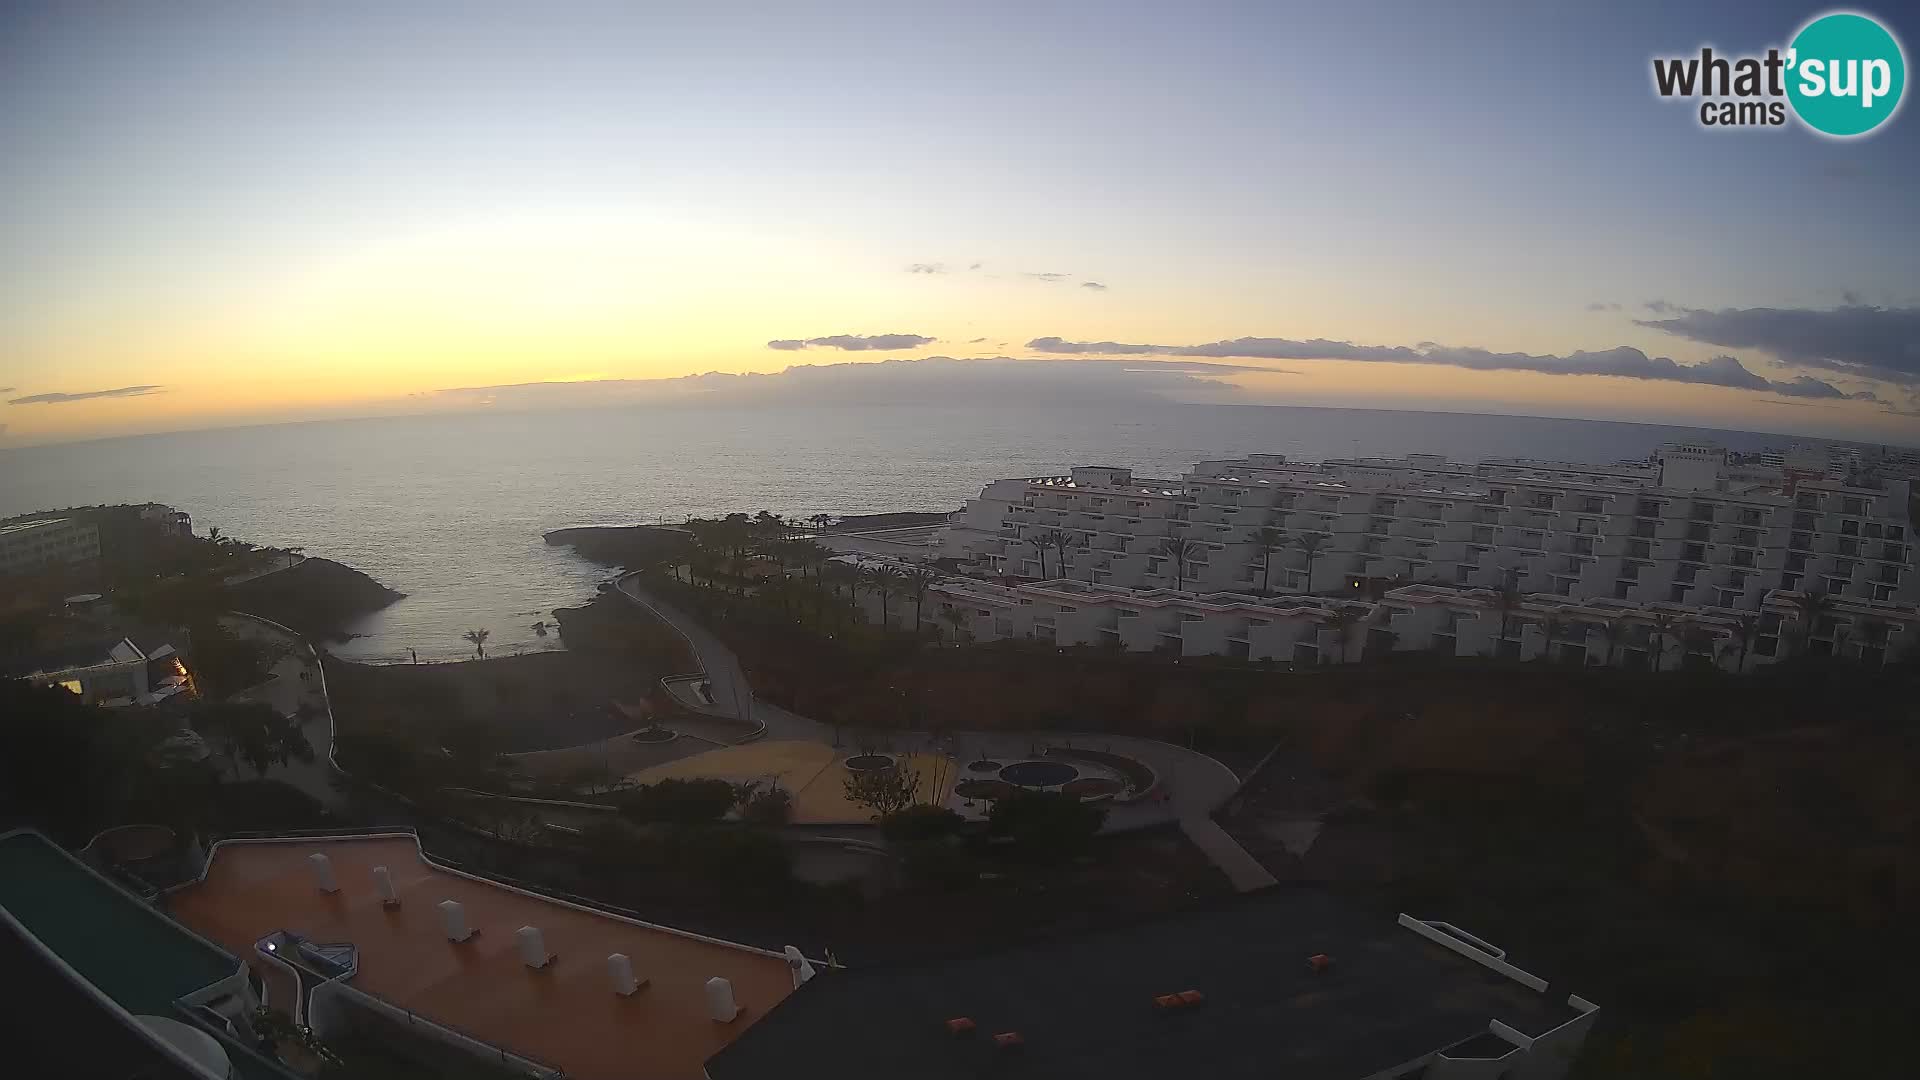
0, 403, 1817, 661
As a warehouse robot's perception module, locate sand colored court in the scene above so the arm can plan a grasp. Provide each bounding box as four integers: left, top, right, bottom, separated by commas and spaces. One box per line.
624, 741, 961, 825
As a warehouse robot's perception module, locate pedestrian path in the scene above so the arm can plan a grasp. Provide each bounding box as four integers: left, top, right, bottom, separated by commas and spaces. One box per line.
1179, 814, 1278, 892
614, 571, 1279, 887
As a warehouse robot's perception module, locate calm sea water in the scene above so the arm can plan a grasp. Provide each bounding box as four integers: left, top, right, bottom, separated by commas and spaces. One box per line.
0, 403, 1805, 661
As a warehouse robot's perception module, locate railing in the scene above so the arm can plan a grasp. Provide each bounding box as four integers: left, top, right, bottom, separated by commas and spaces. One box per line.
309, 976, 564, 1079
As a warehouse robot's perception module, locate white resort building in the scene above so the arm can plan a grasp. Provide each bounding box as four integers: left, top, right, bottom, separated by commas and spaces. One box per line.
927, 443, 1920, 671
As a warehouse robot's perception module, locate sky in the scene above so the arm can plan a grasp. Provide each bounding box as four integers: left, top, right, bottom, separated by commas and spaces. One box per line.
3, 0, 1918, 447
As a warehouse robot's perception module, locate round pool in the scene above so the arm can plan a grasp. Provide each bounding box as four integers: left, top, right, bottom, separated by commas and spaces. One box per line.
999, 760, 1079, 787
844, 754, 895, 772
966, 759, 1002, 773
955, 779, 1019, 800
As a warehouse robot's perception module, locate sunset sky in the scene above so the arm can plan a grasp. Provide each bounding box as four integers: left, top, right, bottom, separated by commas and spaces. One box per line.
3, 1, 1918, 447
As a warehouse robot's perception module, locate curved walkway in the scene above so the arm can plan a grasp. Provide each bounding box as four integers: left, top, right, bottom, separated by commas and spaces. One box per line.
221, 612, 345, 812
614, 574, 1272, 888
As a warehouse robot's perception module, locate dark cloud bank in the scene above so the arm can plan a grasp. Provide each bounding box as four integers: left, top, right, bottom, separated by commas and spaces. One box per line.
767, 334, 936, 352
1026, 334, 1878, 403
9, 385, 164, 405
1637, 303, 1920, 385
428, 357, 1243, 411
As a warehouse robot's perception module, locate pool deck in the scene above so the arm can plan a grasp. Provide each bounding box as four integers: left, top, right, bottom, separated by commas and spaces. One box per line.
167, 835, 798, 1080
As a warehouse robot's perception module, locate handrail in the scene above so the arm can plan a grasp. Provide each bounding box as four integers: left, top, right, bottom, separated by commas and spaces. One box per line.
309, 976, 564, 1079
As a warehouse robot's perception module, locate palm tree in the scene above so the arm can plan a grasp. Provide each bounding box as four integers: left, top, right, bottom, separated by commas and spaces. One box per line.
1541, 614, 1565, 662
1049, 530, 1079, 581
1032, 528, 1069, 579
1595, 618, 1624, 667
1291, 532, 1328, 593
868, 565, 902, 628
1156, 537, 1201, 592
901, 568, 937, 636
462, 628, 491, 659
1647, 612, 1681, 671
1728, 612, 1761, 673
208, 526, 223, 544
1327, 606, 1365, 663
1253, 526, 1287, 594
808, 513, 834, 533
1786, 588, 1835, 656
285, 545, 305, 570
1492, 584, 1524, 650
938, 605, 970, 644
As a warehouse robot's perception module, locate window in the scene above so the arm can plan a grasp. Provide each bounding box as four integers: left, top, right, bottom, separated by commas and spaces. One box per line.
1782, 572, 1801, 590
1580, 497, 1605, 514
1636, 499, 1661, 517
1796, 492, 1820, 510
1834, 559, 1858, 578
1614, 581, 1632, 600
1686, 523, 1710, 542
1682, 543, 1706, 562
1793, 513, 1817, 532
1825, 576, 1848, 593
1843, 497, 1867, 515
1629, 540, 1652, 559
1620, 562, 1642, 581
1669, 584, 1688, 602
1841, 519, 1860, 536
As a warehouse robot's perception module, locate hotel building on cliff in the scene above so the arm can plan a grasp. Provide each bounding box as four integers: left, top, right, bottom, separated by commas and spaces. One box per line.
930, 442, 1920, 670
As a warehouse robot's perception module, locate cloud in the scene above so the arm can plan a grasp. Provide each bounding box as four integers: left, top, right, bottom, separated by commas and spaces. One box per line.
766, 334, 935, 351
1026, 336, 1876, 402
905, 263, 946, 274
1081, 281, 1108, 291
967, 337, 987, 343
9, 385, 163, 405
1638, 303, 1920, 384
0, 387, 12, 393
1586, 301, 1620, 312
1023, 272, 1068, 283
426, 356, 1243, 411
968, 262, 982, 271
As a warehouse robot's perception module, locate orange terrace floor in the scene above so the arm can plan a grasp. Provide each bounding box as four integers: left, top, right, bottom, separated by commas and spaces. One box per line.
166, 835, 796, 1080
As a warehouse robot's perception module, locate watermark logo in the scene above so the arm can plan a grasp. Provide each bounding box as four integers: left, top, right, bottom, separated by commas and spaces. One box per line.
1652, 10, 1906, 137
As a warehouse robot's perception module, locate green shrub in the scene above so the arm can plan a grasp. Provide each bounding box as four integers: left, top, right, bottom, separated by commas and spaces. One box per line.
665, 825, 792, 891
616, 778, 739, 823
988, 790, 1105, 861
738, 784, 794, 827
